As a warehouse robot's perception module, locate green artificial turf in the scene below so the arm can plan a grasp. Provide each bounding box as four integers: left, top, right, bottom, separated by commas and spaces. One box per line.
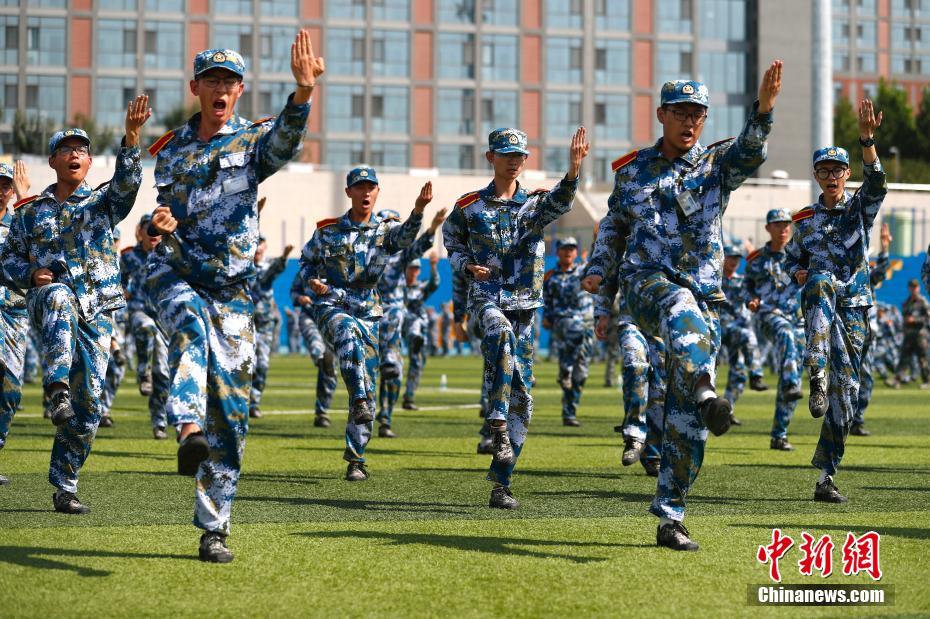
0, 354, 927, 618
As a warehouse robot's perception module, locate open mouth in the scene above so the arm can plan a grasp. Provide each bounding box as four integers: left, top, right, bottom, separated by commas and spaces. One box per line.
212, 99, 227, 112
68, 162, 81, 171
681, 130, 695, 141
362, 198, 371, 206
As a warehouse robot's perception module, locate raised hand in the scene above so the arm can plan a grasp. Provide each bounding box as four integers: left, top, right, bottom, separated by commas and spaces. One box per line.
125, 94, 152, 147
151, 205, 178, 235
429, 251, 439, 266
292, 29, 325, 95
415, 181, 432, 212
429, 207, 448, 233
308, 278, 329, 295
12, 160, 29, 200
258, 196, 267, 213
880, 222, 892, 252
758, 60, 783, 114
567, 126, 590, 179
858, 98, 882, 139
283, 244, 295, 258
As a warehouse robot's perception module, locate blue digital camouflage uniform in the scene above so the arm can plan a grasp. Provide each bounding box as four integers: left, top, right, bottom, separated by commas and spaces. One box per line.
143, 55, 310, 533
100, 307, 127, 421
443, 143, 579, 489
23, 328, 39, 383
923, 248, 930, 294
289, 272, 337, 418
297, 173, 422, 464
744, 238, 805, 441
720, 251, 765, 406
854, 252, 890, 425
121, 239, 155, 388
0, 164, 29, 458
249, 252, 288, 414
895, 290, 930, 383
586, 84, 772, 522
374, 210, 434, 425
439, 303, 453, 355
543, 254, 594, 421
403, 260, 439, 404
0, 134, 142, 495
784, 147, 886, 476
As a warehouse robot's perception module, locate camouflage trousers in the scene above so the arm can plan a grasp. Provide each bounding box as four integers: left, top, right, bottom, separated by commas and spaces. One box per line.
625, 272, 719, 522
249, 316, 275, 412
100, 348, 126, 416
404, 310, 429, 402
23, 328, 39, 383
758, 311, 804, 440
475, 303, 534, 488
855, 324, 875, 425
603, 321, 619, 385
146, 265, 253, 535
721, 321, 764, 406
617, 321, 666, 464
316, 307, 379, 463
895, 329, 930, 383
298, 311, 336, 415
28, 284, 113, 494
377, 305, 405, 425
131, 309, 158, 385
0, 307, 28, 451
553, 316, 593, 419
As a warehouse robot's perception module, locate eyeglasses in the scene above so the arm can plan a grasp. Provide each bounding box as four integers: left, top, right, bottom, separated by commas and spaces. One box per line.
55, 145, 90, 156
199, 76, 242, 90
814, 167, 847, 180
665, 108, 708, 124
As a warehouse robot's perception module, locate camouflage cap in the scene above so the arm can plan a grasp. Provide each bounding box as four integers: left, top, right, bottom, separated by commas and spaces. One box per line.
407, 259, 421, 270
112, 226, 122, 241
813, 146, 850, 167
346, 166, 379, 188
766, 208, 792, 224
376, 208, 400, 220
488, 128, 529, 156
0, 163, 12, 179
48, 128, 91, 155
139, 212, 153, 225
194, 48, 246, 78
556, 236, 578, 250
660, 80, 710, 107
723, 244, 743, 257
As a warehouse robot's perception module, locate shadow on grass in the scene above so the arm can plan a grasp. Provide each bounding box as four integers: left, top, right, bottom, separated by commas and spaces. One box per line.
727, 522, 930, 540
92, 450, 173, 461
0, 546, 193, 576
408, 467, 622, 481
365, 448, 469, 459
728, 463, 930, 474
238, 496, 473, 515
292, 530, 648, 562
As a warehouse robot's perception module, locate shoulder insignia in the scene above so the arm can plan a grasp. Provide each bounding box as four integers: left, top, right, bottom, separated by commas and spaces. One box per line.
120, 246, 134, 256
316, 217, 339, 229
13, 195, 38, 209
707, 137, 736, 150
250, 116, 275, 127
611, 150, 638, 172
147, 130, 175, 157
455, 191, 480, 209
544, 268, 555, 282
746, 248, 762, 263
792, 207, 815, 223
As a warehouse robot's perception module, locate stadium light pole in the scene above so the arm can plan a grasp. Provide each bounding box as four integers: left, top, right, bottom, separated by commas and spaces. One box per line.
812, 0, 833, 202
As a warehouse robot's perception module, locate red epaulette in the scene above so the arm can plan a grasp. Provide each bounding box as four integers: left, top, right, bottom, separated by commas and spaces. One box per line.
13, 195, 37, 209
250, 116, 275, 127
611, 150, 638, 172
792, 207, 815, 223
707, 137, 736, 149
121, 246, 134, 255
316, 217, 339, 229
746, 248, 762, 263
147, 130, 175, 157
544, 268, 555, 282
455, 191, 480, 209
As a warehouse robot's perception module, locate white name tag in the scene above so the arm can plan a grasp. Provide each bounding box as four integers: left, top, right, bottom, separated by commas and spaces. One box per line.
676, 190, 700, 217
222, 175, 249, 196
844, 230, 860, 249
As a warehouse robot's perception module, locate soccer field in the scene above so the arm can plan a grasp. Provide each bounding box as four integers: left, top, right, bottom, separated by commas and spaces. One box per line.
0, 354, 927, 618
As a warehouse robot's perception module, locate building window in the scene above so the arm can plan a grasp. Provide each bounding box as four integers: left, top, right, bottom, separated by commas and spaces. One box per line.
327, 84, 365, 133
593, 94, 630, 142
260, 0, 298, 16
700, 0, 745, 40
0, 16, 17, 66
594, 0, 630, 31
657, 0, 692, 34
481, 35, 518, 82
143, 78, 182, 124
832, 20, 850, 45
328, 0, 365, 19
856, 20, 876, 48
856, 0, 877, 14
214, 0, 253, 14
857, 53, 876, 72
326, 141, 366, 168
480, 90, 518, 136
371, 30, 409, 77
0, 74, 16, 123
214, 23, 253, 68
373, 0, 410, 21
437, 144, 475, 171
144, 21, 183, 70
26, 17, 65, 67
593, 148, 615, 183
100, 0, 138, 10
547, 37, 583, 84
437, 88, 475, 135
145, 0, 184, 11
833, 52, 850, 72
544, 147, 569, 175
258, 81, 292, 117
698, 50, 746, 94
97, 19, 136, 68
594, 39, 630, 86
371, 86, 409, 134
438, 0, 476, 23
437, 33, 476, 79
33, 0, 67, 6
832, 0, 850, 12
327, 28, 367, 76
702, 105, 745, 143
656, 42, 693, 83
546, 91, 582, 140
260, 25, 298, 73
96, 77, 137, 129
481, 0, 518, 26
547, 0, 583, 29
370, 142, 408, 168
25, 75, 65, 124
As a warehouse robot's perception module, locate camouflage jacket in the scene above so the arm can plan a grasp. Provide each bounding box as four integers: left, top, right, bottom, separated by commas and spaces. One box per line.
744, 242, 801, 316
442, 177, 578, 312
296, 209, 423, 319
405, 264, 439, 316
251, 255, 287, 323
902, 294, 930, 333
149, 95, 309, 289
922, 246, 930, 294
1, 145, 142, 319
451, 267, 468, 323
721, 272, 752, 326
121, 246, 153, 314
543, 263, 593, 324
784, 159, 887, 308
587, 103, 772, 303
0, 208, 25, 310
378, 230, 435, 310
120, 244, 146, 290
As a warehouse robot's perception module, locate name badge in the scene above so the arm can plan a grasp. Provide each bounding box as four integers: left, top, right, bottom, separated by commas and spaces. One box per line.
844, 230, 860, 249
676, 190, 700, 217
222, 175, 249, 196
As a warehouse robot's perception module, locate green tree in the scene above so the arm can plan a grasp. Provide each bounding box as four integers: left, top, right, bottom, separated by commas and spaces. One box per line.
71, 113, 117, 155
833, 97, 859, 155
874, 78, 917, 159
159, 102, 200, 132
914, 85, 930, 161
12, 110, 56, 155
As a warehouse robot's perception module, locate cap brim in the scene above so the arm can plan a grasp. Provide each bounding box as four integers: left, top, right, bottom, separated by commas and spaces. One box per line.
492, 146, 529, 155
767, 218, 792, 224
347, 178, 379, 187
814, 156, 849, 166
50, 134, 91, 154
662, 97, 708, 107
195, 66, 245, 78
